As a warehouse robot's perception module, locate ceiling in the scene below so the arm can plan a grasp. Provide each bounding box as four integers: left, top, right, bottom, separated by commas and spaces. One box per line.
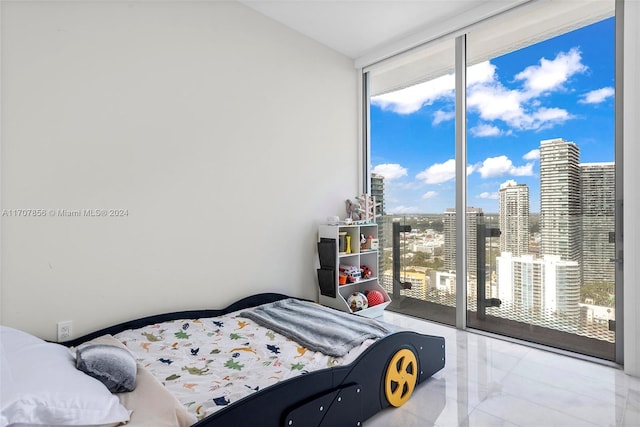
239, 0, 527, 62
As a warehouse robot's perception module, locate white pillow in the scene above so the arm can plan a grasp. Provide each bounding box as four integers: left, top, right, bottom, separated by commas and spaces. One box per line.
0, 326, 131, 427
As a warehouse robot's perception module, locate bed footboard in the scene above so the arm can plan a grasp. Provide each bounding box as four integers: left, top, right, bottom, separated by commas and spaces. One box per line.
193, 331, 445, 427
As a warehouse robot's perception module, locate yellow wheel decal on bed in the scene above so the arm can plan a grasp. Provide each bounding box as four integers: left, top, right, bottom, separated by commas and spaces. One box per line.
384, 348, 418, 407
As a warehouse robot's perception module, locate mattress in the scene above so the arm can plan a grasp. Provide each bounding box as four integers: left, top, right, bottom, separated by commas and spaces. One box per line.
113, 305, 378, 422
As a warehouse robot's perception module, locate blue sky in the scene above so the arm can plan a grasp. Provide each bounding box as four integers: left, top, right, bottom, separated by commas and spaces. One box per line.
370, 17, 615, 214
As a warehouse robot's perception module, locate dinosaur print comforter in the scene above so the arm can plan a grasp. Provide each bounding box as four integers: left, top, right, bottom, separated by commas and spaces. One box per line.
113, 306, 377, 421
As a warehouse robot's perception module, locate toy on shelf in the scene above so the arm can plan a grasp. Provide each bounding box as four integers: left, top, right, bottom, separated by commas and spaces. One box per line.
345, 194, 377, 224
369, 238, 379, 250
361, 234, 374, 250
365, 290, 385, 307
347, 292, 368, 312
360, 265, 372, 279
339, 265, 361, 283
338, 273, 348, 285
338, 232, 347, 253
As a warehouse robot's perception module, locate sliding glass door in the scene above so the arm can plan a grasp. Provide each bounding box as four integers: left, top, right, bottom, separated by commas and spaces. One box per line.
368, 38, 458, 326
366, 0, 619, 361
465, 15, 617, 360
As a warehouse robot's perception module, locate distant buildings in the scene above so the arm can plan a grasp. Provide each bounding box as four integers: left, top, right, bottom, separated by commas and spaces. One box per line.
443, 207, 483, 278
373, 137, 615, 336
371, 173, 386, 271
495, 138, 614, 319
499, 180, 529, 257
381, 270, 427, 300
430, 270, 456, 295
497, 253, 580, 319
370, 173, 385, 218
580, 163, 615, 285
539, 138, 581, 263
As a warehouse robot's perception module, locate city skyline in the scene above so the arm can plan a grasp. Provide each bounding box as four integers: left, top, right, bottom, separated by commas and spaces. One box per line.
499, 180, 529, 256
372, 134, 616, 347
369, 17, 615, 215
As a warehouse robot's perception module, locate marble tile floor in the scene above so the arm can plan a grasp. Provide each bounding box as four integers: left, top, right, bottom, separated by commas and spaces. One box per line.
366, 311, 640, 427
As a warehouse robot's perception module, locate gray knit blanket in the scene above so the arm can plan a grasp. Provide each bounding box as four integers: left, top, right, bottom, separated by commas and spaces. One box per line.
239, 298, 391, 357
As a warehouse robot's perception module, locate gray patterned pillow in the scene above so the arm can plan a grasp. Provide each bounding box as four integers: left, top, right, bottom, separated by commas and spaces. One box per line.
76, 344, 137, 393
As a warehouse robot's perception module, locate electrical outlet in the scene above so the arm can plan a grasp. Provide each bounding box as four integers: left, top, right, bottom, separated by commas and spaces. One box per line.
57, 320, 72, 341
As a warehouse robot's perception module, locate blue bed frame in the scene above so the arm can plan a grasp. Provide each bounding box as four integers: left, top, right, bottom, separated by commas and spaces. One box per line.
64, 293, 446, 427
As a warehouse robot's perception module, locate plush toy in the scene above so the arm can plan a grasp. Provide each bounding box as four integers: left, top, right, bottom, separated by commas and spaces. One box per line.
365, 290, 385, 307
345, 199, 362, 221
347, 292, 368, 312
346, 195, 376, 223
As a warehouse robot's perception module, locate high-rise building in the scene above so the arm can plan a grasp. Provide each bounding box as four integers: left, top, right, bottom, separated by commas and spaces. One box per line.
370, 173, 386, 272
542, 255, 581, 320
497, 253, 540, 311
444, 207, 483, 279
539, 138, 581, 263
370, 173, 385, 218
499, 180, 530, 256
429, 270, 456, 294
580, 162, 615, 285
443, 209, 456, 273
497, 253, 580, 319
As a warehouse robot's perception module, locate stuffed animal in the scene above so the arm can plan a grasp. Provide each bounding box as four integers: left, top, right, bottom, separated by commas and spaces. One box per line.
345, 199, 362, 221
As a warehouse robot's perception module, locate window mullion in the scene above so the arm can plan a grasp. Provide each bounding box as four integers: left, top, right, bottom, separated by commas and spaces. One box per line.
455, 34, 468, 329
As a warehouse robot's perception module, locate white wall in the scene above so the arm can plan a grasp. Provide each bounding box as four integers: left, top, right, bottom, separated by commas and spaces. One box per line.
623, 0, 640, 377
0, 1, 358, 340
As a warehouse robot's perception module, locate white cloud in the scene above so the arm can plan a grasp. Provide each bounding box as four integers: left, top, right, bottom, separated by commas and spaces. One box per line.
515, 47, 587, 97
422, 191, 438, 199
468, 61, 497, 86
579, 87, 614, 104
470, 123, 502, 137
433, 110, 455, 125
371, 74, 454, 115
371, 61, 496, 117
477, 156, 512, 178
512, 164, 534, 176
528, 107, 572, 130
416, 159, 456, 184
534, 107, 570, 121
467, 82, 524, 124
416, 159, 475, 184
372, 163, 408, 181
467, 80, 573, 131
372, 49, 587, 133
477, 155, 534, 178
388, 205, 419, 214
478, 192, 499, 200
523, 149, 540, 160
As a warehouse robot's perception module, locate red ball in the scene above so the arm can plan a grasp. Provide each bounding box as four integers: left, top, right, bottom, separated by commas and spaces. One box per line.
366, 290, 385, 307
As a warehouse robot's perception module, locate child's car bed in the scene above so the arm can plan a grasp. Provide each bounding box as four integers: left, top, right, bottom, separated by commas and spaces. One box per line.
0, 293, 445, 427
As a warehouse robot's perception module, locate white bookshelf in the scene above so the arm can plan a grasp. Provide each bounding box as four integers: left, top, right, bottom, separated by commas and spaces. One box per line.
317, 223, 390, 318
